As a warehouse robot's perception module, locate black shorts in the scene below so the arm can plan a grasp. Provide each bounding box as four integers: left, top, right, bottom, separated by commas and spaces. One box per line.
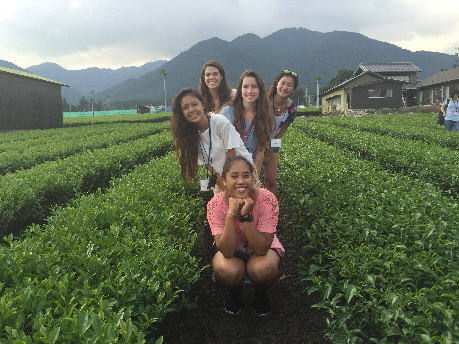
211, 243, 283, 262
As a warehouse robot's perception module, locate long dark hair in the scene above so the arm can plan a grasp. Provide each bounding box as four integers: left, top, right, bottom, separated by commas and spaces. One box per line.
267, 70, 299, 99
223, 70, 273, 150
171, 88, 207, 182
199, 60, 233, 113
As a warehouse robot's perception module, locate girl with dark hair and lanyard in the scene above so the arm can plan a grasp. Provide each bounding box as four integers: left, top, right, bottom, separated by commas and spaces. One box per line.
263, 70, 299, 197
171, 88, 252, 193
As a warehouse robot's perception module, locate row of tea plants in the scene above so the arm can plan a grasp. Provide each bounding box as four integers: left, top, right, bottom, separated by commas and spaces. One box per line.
0, 130, 173, 238
0, 121, 169, 175
0, 153, 204, 343
278, 118, 459, 343
293, 119, 459, 195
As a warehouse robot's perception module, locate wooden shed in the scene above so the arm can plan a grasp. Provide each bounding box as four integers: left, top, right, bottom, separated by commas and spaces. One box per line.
0, 67, 69, 130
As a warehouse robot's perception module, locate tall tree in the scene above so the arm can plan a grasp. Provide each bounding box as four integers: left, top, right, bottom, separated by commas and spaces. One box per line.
320, 69, 354, 94
78, 96, 89, 112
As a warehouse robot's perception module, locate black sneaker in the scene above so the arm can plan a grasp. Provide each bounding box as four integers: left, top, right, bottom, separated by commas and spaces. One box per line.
225, 286, 243, 315
253, 287, 270, 316
243, 272, 252, 286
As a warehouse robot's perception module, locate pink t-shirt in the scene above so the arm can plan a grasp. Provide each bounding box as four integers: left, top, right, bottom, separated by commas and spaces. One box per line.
207, 188, 285, 256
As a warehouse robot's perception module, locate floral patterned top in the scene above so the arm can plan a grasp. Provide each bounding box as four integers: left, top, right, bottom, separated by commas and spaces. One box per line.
271, 99, 297, 139
207, 188, 285, 256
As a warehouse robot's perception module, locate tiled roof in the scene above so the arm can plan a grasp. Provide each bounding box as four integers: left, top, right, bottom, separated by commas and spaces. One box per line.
320, 71, 383, 96
0, 66, 68, 86
356, 62, 422, 74
416, 66, 459, 88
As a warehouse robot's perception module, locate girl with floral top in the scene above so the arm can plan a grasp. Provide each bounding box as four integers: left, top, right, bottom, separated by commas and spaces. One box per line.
263, 70, 299, 197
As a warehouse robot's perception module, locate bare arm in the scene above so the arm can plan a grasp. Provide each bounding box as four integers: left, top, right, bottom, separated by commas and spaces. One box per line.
275, 121, 293, 139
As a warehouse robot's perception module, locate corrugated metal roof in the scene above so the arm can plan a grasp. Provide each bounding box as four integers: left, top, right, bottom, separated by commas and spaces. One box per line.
0, 66, 69, 86
416, 66, 459, 88
356, 62, 422, 74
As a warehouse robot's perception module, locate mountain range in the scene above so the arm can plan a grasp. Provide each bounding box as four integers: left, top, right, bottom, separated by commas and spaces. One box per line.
1, 27, 456, 106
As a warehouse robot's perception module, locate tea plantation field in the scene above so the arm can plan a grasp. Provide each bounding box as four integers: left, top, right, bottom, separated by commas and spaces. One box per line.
0, 112, 457, 343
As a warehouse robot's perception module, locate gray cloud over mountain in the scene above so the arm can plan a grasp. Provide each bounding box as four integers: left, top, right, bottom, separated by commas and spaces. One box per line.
0, 0, 457, 70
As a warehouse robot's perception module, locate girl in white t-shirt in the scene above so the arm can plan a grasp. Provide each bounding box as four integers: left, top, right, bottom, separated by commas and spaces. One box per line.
171, 88, 253, 192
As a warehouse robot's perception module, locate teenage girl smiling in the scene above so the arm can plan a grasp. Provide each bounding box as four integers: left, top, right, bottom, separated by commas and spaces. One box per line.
220, 70, 273, 177
171, 88, 252, 192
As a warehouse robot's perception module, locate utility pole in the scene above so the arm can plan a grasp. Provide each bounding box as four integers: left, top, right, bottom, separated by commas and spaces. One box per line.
107, 95, 110, 110
315, 77, 321, 106
305, 87, 308, 106
90, 91, 95, 116
160, 69, 167, 111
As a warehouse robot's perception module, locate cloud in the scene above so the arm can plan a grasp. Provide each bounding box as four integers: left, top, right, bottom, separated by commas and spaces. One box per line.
0, 0, 457, 70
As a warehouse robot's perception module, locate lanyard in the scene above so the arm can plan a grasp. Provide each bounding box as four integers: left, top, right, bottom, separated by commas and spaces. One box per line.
242, 115, 255, 145
199, 116, 212, 167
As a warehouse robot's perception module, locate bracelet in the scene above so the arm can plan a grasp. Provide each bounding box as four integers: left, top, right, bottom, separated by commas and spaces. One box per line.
226, 212, 237, 217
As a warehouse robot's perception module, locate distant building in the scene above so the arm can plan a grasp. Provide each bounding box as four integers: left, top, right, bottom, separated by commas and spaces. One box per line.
0, 67, 68, 131
411, 66, 459, 105
136, 104, 151, 114
320, 62, 422, 112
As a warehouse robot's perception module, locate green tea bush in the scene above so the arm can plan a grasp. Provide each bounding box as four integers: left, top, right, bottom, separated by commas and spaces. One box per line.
279, 126, 459, 343
63, 113, 171, 127
0, 122, 169, 174
311, 113, 459, 149
294, 119, 459, 195
0, 153, 203, 343
0, 131, 173, 238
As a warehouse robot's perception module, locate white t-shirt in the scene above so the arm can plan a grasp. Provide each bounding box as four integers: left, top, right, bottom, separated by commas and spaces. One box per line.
197, 113, 253, 175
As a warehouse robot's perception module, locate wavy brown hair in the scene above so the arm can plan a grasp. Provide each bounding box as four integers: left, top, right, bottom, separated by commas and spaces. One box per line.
223, 70, 273, 150
171, 88, 207, 182
267, 70, 299, 99
199, 60, 233, 113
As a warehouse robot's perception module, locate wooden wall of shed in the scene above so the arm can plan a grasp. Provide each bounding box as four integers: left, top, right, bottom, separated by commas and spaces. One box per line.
0, 73, 63, 130
351, 81, 403, 109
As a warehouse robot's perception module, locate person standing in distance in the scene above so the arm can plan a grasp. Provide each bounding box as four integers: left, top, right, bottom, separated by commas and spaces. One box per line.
441, 89, 459, 132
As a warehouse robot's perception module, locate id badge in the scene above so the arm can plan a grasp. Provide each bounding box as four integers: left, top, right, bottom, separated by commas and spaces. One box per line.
200, 179, 215, 191
200, 180, 210, 191
271, 138, 282, 148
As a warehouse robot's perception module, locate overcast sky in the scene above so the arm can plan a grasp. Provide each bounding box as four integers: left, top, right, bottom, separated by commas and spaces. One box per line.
1, 0, 457, 70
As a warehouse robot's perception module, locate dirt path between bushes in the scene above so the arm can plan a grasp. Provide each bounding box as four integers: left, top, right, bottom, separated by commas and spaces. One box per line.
153, 202, 330, 344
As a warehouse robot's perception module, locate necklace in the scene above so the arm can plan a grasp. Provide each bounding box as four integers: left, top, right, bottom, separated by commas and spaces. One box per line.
276, 99, 288, 113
